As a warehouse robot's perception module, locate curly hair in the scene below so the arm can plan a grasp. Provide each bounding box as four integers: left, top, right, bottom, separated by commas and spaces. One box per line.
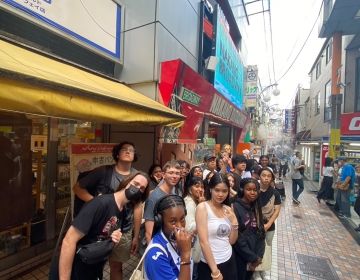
112, 141, 138, 163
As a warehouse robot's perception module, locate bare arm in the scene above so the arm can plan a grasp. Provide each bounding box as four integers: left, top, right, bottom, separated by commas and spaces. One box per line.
264, 204, 280, 232
226, 205, 238, 245
73, 182, 93, 202
131, 203, 142, 254
145, 220, 154, 244
59, 226, 84, 280
195, 203, 219, 276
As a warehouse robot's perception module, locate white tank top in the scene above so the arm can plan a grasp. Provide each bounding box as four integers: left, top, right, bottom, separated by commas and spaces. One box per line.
200, 202, 232, 264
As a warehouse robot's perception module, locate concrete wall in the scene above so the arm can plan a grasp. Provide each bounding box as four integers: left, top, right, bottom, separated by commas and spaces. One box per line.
345, 47, 360, 113
120, 0, 200, 96
308, 45, 332, 138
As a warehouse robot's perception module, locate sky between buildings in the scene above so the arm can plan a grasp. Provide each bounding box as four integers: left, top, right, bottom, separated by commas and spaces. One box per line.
245, 0, 325, 109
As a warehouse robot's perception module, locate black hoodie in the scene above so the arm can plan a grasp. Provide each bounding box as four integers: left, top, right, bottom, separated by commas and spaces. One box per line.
232, 198, 265, 263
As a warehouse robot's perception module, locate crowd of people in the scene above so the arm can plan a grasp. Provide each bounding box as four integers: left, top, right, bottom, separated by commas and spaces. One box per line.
61, 141, 360, 280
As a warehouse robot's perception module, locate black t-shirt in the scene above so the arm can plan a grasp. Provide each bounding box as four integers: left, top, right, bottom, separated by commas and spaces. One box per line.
72, 194, 123, 246
259, 187, 281, 231
76, 165, 137, 232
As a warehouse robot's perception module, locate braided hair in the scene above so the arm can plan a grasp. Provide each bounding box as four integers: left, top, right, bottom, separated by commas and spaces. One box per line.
238, 178, 264, 237
153, 195, 186, 237
239, 177, 260, 195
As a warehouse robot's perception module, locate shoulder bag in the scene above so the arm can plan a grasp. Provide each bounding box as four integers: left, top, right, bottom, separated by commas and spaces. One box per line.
76, 239, 114, 265
129, 243, 167, 280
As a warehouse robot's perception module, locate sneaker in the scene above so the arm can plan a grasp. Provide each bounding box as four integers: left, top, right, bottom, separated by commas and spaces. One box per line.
338, 213, 351, 219
260, 271, 271, 280
252, 271, 262, 280
355, 226, 360, 232
292, 197, 300, 204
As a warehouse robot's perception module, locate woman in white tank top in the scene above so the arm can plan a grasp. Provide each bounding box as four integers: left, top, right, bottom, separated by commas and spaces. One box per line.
195, 173, 239, 280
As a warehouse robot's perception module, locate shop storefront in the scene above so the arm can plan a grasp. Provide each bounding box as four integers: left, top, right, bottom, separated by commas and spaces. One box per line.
158, 59, 248, 165
0, 39, 184, 276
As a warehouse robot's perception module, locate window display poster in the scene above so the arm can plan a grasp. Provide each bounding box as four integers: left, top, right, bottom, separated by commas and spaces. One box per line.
69, 143, 116, 215
0, 114, 32, 231
321, 145, 329, 176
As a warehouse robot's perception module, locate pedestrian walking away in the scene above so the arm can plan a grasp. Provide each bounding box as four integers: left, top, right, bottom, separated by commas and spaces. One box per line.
291, 152, 305, 204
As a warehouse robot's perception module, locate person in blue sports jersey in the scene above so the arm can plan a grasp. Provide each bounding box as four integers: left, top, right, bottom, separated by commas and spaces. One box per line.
144, 194, 193, 280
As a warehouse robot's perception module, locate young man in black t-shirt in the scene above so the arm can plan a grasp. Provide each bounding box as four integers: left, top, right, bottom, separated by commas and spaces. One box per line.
72, 141, 139, 280
59, 172, 149, 280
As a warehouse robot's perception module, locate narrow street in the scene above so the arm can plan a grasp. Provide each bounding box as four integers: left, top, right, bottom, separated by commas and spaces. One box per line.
14, 178, 360, 280
269, 178, 360, 280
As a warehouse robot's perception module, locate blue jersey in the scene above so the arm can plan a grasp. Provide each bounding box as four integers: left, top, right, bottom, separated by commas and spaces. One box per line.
144, 231, 193, 280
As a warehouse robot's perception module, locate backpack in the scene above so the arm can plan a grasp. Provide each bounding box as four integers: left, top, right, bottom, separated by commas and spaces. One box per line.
73, 165, 114, 217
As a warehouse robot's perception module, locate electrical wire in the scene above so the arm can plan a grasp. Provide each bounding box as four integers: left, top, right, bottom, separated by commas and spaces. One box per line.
268, 0, 276, 82
261, 0, 273, 85
78, 0, 116, 39
276, 0, 324, 83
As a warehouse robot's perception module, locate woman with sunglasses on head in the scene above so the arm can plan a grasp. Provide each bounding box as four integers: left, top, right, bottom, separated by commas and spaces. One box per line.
232, 178, 265, 280
195, 173, 238, 280
144, 195, 193, 280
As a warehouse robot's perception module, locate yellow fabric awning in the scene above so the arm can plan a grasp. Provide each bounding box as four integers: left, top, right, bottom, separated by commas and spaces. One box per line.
0, 39, 184, 126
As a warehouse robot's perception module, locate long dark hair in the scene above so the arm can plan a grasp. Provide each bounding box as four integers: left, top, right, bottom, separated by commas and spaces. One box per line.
238, 178, 265, 238
153, 195, 186, 236
183, 176, 204, 198
115, 171, 150, 203
324, 157, 333, 167
205, 173, 231, 206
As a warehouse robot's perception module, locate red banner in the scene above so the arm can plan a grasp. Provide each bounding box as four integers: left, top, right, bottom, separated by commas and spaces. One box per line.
159, 59, 247, 143
341, 112, 360, 135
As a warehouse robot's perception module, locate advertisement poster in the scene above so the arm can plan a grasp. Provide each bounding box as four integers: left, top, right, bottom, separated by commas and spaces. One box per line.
69, 143, 116, 214
320, 145, 329, 176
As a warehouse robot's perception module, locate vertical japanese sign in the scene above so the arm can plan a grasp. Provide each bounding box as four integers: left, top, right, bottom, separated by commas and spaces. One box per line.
70, 143, 116, 214
284, 109, 295, 133
244, 65, 258, 108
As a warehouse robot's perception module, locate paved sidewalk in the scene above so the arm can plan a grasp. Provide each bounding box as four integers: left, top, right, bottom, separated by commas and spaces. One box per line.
270, 178, 360, 280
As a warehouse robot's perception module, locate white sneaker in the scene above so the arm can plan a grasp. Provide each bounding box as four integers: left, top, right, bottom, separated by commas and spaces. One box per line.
260, 271, 271, 280
252, 271, 262, 280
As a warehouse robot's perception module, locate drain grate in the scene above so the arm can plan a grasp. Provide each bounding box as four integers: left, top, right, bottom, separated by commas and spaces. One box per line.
295, 253, 339, 280
318, 211, 333, 217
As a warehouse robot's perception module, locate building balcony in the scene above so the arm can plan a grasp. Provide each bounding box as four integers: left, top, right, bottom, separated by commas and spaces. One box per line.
319, 0, 360, 38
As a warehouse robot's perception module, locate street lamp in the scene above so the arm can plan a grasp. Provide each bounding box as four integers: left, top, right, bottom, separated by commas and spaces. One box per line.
258, 83, 280, 103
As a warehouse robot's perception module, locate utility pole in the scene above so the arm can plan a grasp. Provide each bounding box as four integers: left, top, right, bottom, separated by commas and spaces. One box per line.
329, 32, 342, 159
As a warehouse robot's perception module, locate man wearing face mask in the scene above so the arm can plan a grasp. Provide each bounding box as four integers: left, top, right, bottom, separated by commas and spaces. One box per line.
72, 142, 139, 280
59, 172, 149, 280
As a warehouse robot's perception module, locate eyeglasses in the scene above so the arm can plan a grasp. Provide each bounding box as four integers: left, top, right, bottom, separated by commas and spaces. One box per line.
120, 148, 135, 153
166, 171, 181, 176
